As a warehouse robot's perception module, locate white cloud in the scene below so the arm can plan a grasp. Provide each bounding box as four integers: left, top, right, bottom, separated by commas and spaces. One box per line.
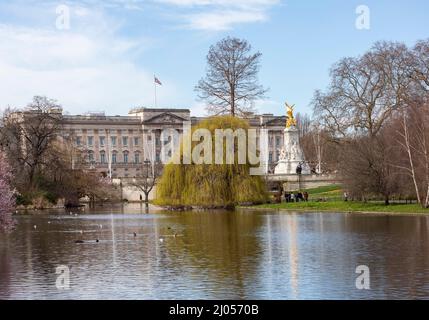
157, 0, 279, 31
157, 0, 278, 7
186, 10, 266, 31
0, 0, 280, 115
0, 20, 177, 115
55, 0, 146, 11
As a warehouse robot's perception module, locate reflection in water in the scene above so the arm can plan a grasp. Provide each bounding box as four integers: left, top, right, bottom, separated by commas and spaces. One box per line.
287, 215, 299, 299
0, 204, 428, 300
110, 210, 117, 267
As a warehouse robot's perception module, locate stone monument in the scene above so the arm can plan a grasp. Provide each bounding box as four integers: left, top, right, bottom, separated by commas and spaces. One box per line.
274, 102, 311, 175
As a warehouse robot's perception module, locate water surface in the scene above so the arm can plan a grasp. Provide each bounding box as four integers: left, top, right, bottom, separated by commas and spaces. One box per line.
0, 204, 428, 299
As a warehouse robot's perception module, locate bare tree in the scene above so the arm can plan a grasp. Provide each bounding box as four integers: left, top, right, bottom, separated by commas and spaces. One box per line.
339, 133, 400, 205
295, 112, 312, 138
296, 113, 330, 174
395, 100, 429, 207
313, 41, 413, 138
310, 39, 429, 205
396, 110, 421, 204
127, 135, 162, 207
1, 96, 63, 188
300, 125, 340, 174
128, 160, 163, 207
411, 39, 429, 92
0, 151, 15, 231
195, 37, 268, 117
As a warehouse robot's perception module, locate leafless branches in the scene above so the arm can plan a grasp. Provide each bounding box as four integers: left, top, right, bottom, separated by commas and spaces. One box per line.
313, 42, 413, 138
312, 39, 429, 206
1, 96, 118, 206
195, 37, 268, 117
1, 96, 63, 188
395, 101, 429, 207
411, 40, 429, 92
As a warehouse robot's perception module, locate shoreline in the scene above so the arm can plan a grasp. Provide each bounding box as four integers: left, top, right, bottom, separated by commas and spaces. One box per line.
12, 201, 429, 216
238, 205, 429, 216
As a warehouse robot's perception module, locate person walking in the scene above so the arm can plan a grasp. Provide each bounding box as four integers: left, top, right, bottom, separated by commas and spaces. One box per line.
303, 191, 309, 202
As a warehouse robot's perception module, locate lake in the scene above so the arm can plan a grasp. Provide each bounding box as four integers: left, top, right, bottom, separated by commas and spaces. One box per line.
0, 204, 428, 299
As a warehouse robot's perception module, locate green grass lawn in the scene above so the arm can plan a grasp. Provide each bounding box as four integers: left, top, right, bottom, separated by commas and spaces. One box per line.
253, 200, 429, 214
250, 185, 429, 214
300, 184, 343, 200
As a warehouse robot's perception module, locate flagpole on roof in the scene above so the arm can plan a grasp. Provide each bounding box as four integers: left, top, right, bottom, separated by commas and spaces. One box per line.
154, 74, 157, 108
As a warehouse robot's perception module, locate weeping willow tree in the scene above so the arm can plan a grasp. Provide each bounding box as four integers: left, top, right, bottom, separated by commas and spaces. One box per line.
155, 116, 268, 208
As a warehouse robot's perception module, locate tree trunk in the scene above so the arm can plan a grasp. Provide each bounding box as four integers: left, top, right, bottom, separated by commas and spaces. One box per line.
424, 184, 429, 208
402, 113, 422, 205
316, 132, 322, 174
230, 83, 235, 117
144, 192, 149, 208
28, 165, 36, 190
420, 116, 429, 209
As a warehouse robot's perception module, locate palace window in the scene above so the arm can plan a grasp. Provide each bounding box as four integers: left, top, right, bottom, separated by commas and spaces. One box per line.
76, 136, 82, 146
134, 137, 139, 146
122, 136, 128, 147
112, 152, 117, 164
111, 136, 117, 147
134, 152, 140, 164
100, 151, 106, 164
88, 136, 93, 147
276, 136, 281, 147
123, 152, 128, 164
88, 151, 94, 162
100, 136, 105, 147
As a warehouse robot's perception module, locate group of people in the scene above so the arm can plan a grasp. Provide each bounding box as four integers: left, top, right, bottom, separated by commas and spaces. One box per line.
284, 191, 309, 203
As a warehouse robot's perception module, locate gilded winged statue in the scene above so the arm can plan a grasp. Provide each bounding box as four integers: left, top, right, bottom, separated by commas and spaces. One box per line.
285, 102, 297, 128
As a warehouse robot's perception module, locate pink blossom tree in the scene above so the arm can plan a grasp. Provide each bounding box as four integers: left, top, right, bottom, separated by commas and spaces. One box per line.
0, 152, 15, 231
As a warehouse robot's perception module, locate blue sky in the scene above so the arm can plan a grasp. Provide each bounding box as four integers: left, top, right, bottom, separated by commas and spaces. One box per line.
0, 0, 428, 117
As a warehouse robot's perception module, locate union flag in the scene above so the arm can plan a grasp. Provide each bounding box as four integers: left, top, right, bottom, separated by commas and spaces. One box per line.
154, 76, 162, 86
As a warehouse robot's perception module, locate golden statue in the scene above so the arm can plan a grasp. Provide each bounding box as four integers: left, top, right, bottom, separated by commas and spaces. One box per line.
285, 102, 297, 128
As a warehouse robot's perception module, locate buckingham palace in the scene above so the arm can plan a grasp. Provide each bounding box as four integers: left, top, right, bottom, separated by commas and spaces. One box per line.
61, 107, 287, 178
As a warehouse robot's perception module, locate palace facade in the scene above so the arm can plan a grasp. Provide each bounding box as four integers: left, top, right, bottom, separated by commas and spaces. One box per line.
61, 107, 286, 178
